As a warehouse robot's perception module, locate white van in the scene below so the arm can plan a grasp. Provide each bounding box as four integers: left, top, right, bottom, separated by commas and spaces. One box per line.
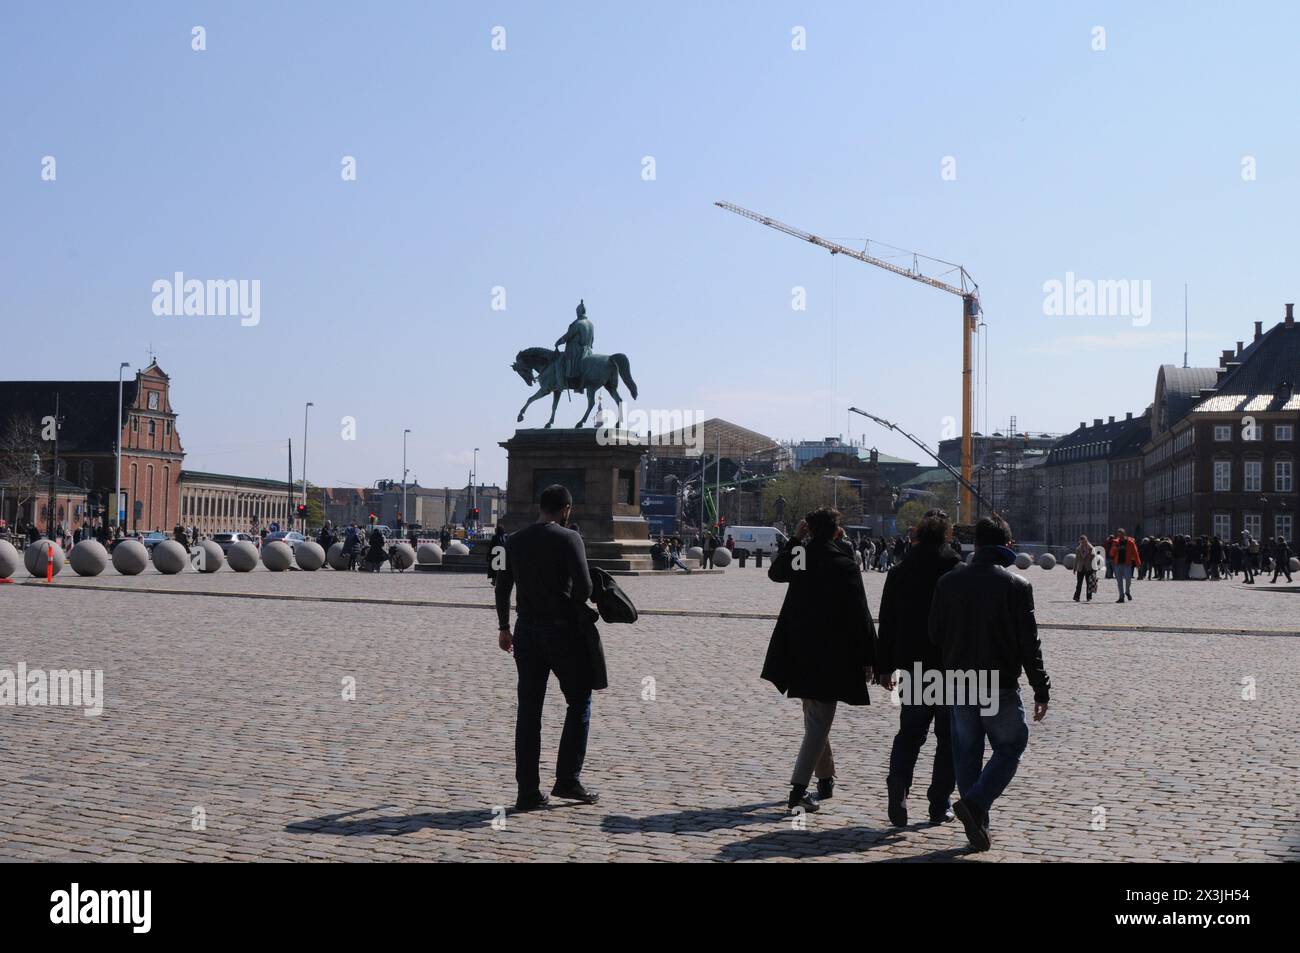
725, 525, 788, 557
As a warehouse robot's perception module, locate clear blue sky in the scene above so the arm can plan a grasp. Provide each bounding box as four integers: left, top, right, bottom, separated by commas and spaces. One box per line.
4, 1, 1299, 487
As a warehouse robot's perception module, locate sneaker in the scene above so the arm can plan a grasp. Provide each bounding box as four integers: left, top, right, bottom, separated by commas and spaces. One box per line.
550, 781, 599, 804
953, 799, 990, 851
929, 806, 956, 825
816, 777, 834, 801
787, 785, 820, 814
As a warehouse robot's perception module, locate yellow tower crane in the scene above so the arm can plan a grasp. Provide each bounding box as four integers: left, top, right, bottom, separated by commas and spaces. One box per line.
715, 201, 983, 521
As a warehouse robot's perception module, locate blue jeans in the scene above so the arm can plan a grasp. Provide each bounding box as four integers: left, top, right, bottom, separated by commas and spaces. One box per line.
1115, 563, 1132, 597
887, 703, 955, 814
950, 688, 1029, 817
512, 619, 592, 795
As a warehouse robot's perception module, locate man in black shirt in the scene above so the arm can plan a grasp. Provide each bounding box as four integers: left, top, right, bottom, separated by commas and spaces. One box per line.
495, 484, 598, 811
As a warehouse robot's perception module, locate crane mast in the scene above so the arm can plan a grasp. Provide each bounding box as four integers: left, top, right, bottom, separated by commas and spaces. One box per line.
715, 201, 983, 521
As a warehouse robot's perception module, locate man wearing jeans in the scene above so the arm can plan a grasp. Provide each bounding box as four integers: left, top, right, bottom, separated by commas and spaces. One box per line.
1109, 528, 1140, 602
495, 484, 599, 812
929, 516, 1052, 852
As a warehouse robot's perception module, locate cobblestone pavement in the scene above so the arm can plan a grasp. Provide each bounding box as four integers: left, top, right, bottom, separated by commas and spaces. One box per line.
1, 564, 1296, 862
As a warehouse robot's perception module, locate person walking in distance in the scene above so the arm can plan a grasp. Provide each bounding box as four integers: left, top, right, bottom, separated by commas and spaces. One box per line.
1072, 535, 1097, 602
495, 485, 599, 811
928, 516, 1051, 852
876, 509, 960, 826
1270, 536, 1293, 583
1109, 528, 1140, 602
762, 508, 877, 815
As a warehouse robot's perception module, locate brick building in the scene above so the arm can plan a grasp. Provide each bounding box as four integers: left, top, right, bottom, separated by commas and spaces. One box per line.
0, 361, 184, 533
1044, 411, 1149, 545
1143, 307, 1300, 543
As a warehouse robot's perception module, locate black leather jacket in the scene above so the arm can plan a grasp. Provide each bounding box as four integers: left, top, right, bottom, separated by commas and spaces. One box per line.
928, 547, 1051, 704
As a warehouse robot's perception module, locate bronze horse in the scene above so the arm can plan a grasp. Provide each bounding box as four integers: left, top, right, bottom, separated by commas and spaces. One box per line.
512, 347, 638, 428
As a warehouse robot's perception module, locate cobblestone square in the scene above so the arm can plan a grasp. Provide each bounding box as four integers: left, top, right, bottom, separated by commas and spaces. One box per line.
1, 562, 1296, 862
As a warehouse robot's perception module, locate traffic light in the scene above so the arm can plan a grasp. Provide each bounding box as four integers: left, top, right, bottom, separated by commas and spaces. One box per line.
470, 507, 480, 522
369, 513, 376, 526
296, 504, 307, 519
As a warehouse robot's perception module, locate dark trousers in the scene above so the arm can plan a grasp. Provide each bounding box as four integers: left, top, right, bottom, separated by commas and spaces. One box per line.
887, 702, 955, 814
513, 619, 593, 795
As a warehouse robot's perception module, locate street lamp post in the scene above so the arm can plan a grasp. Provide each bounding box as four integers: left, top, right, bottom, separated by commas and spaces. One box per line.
116, 362, 129, 529
302, 401, 314, 531
402, 429, 411, 530
472, 447, 479, 530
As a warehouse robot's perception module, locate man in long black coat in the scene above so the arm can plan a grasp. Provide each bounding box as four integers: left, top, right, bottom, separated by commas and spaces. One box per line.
762, 507, 877, 814
876, 509, 961, 826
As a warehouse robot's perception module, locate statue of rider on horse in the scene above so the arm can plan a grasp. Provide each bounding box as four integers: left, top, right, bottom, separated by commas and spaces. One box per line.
511, 300, 638, 429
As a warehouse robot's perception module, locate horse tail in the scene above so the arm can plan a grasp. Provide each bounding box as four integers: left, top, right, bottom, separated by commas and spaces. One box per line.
612, 353, 638, 400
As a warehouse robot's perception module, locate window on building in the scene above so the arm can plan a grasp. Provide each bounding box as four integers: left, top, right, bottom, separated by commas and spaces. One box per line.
131, 416, 138, 433
1244, 460, 1262, 492
1213, 459, 1231, 491
1244, 424, 1262, 441
148, 419, 156, 437
1212, 513, 1231, 539
1276, 513, 1293, 543
1213, 425, 1231, 442
1245, 513, 1262, 539
1276, 424, 1294, 441
1275, 460, 1293, 493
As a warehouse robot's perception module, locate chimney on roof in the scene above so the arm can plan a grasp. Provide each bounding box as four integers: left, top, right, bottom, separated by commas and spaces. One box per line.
1287, 303, 1295, 326
1126, 411, 1133, 420
1255, 321, 1263, 341
1237, 341, 1244, 355
1093, 418, 1102, 427
1221, 348, 1235, 367
1108, 415, 1115, 424
1079, 422, 1086, 430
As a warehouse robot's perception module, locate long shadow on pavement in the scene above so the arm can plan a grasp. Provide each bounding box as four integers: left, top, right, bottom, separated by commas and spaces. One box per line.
602, 802, 787, 835
714, 826, 971, 862
286, 803, 549, 836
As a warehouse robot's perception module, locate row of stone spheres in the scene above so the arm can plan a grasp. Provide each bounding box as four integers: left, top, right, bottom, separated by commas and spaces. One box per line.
0, 538, 437, 578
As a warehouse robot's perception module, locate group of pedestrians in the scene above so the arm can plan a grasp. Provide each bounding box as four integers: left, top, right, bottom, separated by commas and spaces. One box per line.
761, 508, 1048, 851
492, 491, 1052, 854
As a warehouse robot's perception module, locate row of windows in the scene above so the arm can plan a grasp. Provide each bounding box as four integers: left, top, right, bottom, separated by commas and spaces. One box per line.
1212, 459, 1292, 492
1211, 512, 1292, 540
1213, 423, 1294, 442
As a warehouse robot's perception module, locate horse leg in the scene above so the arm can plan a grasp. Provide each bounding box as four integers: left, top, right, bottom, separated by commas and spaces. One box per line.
576, 387, 597, 427
605, 384, 623, 426
544, 391, 560, 428
517, 389, 547, 423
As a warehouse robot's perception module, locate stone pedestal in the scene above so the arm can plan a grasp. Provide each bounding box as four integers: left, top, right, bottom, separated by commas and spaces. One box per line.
498, 428, 654, 572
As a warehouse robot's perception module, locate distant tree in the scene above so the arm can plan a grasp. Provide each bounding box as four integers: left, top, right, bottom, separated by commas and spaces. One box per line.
0, 414, 42, 525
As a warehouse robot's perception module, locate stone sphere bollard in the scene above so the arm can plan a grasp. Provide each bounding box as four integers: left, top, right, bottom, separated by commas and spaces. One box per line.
111, 538, 149, 575
261, 540, 293, 571
391, 542, 416, 570
193, 539, 224, 573
446, 540, 470, 556
685, 546, 704, 563
1291, 556, 1300, 574
152, 539, 188, 574
24, 539, 65, 577
69, 539, 110, 576
326, 541, 349, 570
0, 539, 21, 578
416, 542, 443, 565
1015, 552, 1033, 570
711, 546, 732, 567
1037, 552, 1057, 570
295, 541, 326, 571
1063, 553, 1076, 571
227, 540, 259, 572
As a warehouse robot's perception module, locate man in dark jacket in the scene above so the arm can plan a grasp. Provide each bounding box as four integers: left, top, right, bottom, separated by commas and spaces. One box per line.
495, 484, 598, 812
876, 509, 960, 826
762, 507, 877, 815
929, 516, 1051, 852
1270, 537, 1292, 583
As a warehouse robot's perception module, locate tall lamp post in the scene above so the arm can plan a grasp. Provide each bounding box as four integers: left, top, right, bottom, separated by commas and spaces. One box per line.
402, 428, 411, 529
116, 362, 130, 529
302, 402, 314, 530
472, 447, 479, 530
